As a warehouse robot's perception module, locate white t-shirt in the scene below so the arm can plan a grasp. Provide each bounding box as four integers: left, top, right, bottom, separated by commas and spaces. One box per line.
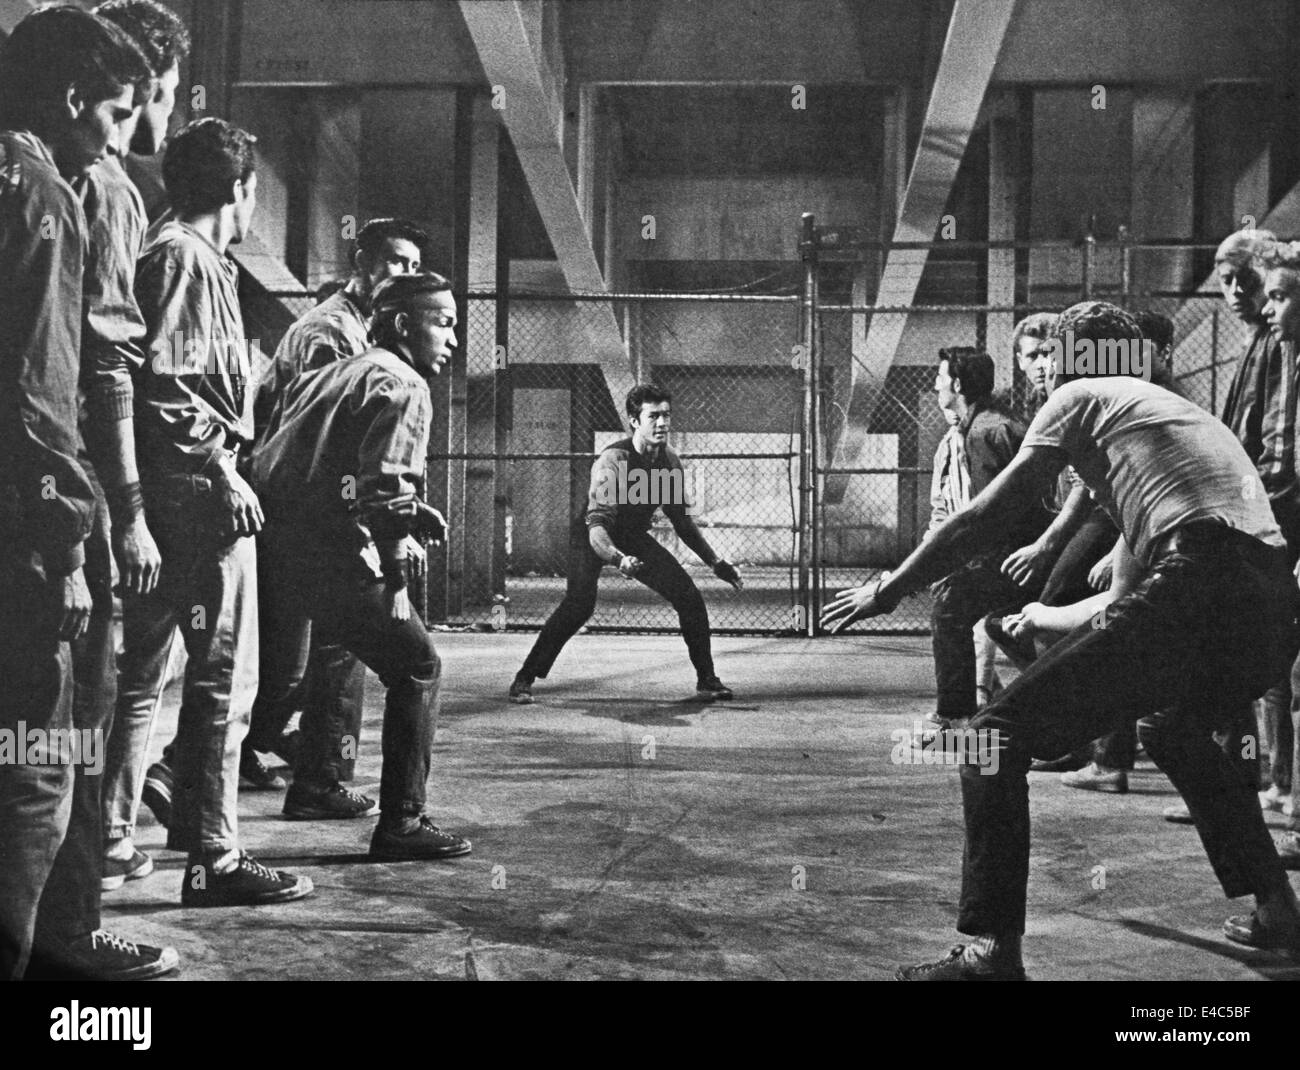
1023, 377, 1283, 564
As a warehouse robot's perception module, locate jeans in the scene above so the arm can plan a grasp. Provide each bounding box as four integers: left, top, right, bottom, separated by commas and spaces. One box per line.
0, 550, 75, 980
931, 562, 1032, 721
32, 480, 115, 955
247, 532, 363, 781
958, 524, 1296, 936
521, 529, 715, 682
256, 530, 439, 817
103, 476, 258, 855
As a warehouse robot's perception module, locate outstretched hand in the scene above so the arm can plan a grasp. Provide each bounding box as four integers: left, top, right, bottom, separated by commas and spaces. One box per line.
712, 559, 743, 590
820, 580, 893, 634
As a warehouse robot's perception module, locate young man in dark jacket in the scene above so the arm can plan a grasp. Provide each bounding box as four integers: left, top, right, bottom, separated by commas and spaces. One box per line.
509, 384, 742, 705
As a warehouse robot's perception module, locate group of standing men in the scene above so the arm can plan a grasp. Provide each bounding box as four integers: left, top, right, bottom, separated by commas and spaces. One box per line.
823, 228, 1300, 978
1, 3, 469, 983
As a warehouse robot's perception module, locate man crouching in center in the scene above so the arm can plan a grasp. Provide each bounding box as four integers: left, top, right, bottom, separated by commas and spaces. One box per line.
251, 273, 471, 861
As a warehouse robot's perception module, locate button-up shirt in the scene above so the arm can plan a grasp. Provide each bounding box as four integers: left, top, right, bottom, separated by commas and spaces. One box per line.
252, 346, 431, 579
254, 285, 370, 440
76, 156, 147, 425
134, 219, 254, 479
0, 129, 95, 573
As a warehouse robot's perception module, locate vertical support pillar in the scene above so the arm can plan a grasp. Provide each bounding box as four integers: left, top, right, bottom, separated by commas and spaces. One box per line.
987, 105, 1018, 391
798, 214, 820, 636
462, 97, 502, 613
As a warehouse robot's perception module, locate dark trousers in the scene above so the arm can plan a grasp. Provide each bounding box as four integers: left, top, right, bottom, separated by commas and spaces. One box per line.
247, 533, 364, 781
254, 532, 438, 817
1039, 509, 1139, 771
931, 563, 1032, 720
959, 525, 1296, 936
520, 530, 715, 682
31, 487, 115, 958
0, 551, 75, 980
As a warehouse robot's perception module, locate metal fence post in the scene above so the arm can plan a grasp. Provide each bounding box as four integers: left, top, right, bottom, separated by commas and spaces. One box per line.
798, 213, 819, 636
1117, 225, 1131, 309
1081, 229, 1096, 300
1211, 307, 1219, 414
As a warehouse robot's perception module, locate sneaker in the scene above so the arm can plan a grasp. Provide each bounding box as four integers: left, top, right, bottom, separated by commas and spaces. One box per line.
101, 848, 154, 891
283, 781, 378, 820
895, 945, 1027, 981
1260, 785, 1295, 816
369, 816, 473, 861
696, 676, 734, 701
239, 744, 287, 791
1223, 911, 1300, 954
181, 852, 314, 908
1163, 803, 1194, 824
509, 674, 535, 705
1277, 831, 1300, 870
1060, 762, 1128, 794
28, 929, 179, 981
142, 762, 173, 828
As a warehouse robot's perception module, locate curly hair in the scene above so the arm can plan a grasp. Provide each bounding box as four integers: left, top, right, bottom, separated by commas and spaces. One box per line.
162, 117, 257, 215
1258, 240, 1300, 274
626, 384, 671, 421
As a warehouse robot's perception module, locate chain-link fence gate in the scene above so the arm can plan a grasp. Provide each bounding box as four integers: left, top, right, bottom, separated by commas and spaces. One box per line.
425, 291, 805, 633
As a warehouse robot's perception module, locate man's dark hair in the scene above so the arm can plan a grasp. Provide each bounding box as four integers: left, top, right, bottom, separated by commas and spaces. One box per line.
1133, 310, 1174, 354
370, 271, 454, 348
625, 384, 671, 421
0, 6, 150, 128
356, 217, 430, 262
938, 346, 995, 402
95, 0, 190, 78
1051, 301, 1144, 384
162, 117, 257, 215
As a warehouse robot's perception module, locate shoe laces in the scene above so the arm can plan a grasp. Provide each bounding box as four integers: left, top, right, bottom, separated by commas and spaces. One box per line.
329, 782, 371, 806
237, 853, 280, 882
91, 929, 139, 956
908, 945, 967, 977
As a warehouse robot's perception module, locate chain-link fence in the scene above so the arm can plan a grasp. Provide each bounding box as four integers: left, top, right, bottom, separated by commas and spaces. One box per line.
805, 233, 1252, 634
254, 234, 1253, 637
426, 292, 805, 633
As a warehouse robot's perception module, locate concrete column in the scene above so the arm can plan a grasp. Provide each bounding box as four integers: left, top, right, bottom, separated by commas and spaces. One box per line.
987, 98, 1018, 391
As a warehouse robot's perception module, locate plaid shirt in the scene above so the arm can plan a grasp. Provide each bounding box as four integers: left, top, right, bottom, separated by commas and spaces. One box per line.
1221, 326, 1300, 507
926, 424, 970, 537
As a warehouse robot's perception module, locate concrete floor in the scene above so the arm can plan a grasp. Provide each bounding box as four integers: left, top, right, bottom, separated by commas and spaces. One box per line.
104, 633, 1300, 981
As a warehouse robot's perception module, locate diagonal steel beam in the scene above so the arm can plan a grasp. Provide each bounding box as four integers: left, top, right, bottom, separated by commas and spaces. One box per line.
458, 0, 636, 409
834, 0, 1019, 480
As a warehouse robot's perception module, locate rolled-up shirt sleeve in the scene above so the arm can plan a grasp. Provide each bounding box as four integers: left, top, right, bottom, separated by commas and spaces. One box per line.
78, 164, 146, 423
355, 378, 432, 578
135, 250, 228, 474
